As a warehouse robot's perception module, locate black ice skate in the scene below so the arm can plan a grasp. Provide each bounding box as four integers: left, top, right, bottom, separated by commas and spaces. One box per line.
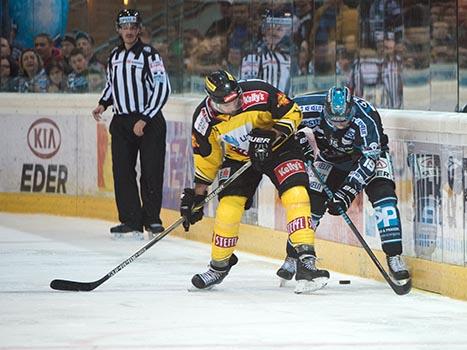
110, 223, 144, 241
387, 255, 410, 281
276, 256, 297, 285
145, 223, 165, 238
191, 254, 238, 290
294, 246, 329, 294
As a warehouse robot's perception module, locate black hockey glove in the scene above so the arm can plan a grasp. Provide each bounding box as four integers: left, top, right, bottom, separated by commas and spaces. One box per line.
327, 184, 358, 216
180, 188, 207, 232
247, 128, 276, 171
296, 131, 314, 163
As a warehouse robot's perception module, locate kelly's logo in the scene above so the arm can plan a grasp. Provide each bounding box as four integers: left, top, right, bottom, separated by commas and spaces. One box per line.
242, 90, 269, 109
274, 159, 306, 184
27, 118, 61, 159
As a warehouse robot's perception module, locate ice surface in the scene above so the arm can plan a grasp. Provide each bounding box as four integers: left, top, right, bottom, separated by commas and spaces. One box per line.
1, 213, 467, 350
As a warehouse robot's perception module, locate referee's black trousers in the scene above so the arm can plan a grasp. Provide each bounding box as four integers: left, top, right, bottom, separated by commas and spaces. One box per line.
109, 113, 166, 231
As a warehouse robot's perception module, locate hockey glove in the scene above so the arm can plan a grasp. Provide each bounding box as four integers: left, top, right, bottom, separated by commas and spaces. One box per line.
296, 131, 314, 163
247, 128, 276, 171
327, 184, 358, 216
180, 188, 207, 232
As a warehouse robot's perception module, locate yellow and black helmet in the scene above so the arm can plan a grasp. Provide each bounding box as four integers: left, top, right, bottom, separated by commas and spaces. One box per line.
205, 70, 242, 104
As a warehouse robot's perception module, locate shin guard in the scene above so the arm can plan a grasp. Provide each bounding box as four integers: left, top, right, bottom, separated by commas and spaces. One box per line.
281, 186, 315, 247
211, 195, 247, 262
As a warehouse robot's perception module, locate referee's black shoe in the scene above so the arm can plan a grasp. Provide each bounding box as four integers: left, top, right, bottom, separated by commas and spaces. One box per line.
145, 223, 165, 237
110, 223, 144, 240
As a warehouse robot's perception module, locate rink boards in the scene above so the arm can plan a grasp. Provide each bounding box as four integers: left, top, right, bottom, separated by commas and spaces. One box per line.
0, 93, 466, 300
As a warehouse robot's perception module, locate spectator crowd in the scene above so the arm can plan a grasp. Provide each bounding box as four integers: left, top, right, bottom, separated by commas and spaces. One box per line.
0, 0, 461, 111
0, 31, 105, 93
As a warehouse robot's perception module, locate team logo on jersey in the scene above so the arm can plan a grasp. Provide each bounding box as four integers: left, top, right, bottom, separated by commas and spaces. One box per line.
355, 118, 367, 137
299, 104, 323, 113
274, 159, 306, 184
286, 216, 312, 235
194, 108, 210, 136
220, 124, 251, 152
376, 158, 388, 169
301, 117, 320, 128
242, 90, 268, 109
222, 134, 240, 147
276, 92, 291, 107
219, 167, 231, 181
363, 142, 381, 158
213, 234, 239, 248
344, 128, 355, 139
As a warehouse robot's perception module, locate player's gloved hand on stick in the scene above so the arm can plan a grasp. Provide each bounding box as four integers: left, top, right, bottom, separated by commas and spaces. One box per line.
296, 131, 314, 163
327, 184, 358, 216
180, 188, 207, 232
247, 128, 276, 171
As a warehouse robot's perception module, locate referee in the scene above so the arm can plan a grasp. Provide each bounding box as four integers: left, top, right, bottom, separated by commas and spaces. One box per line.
92, 9, 171, 239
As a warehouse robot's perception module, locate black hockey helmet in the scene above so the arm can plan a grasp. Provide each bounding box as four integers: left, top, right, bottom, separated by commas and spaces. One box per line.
205, 70, 242, 104
116, 9, 142, 29
261, 7, 293, 28
205, 70, 243, 114
324, 86, 354, 125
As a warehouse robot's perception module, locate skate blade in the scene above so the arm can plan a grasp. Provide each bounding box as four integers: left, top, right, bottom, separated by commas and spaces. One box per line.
393, 277, 411, 286
187, 284, 216, 292
279, 278, 289, 287
110, 232, 145, 241
294, 277, 329, 294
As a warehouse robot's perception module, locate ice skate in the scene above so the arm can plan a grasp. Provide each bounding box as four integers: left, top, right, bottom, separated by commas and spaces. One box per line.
145, 223, 165, 239
387, 255, 410, 282
294, 247, 329, 294
190, 254, 238, 290
110, 223, 144, 241
277, 256, 297, 287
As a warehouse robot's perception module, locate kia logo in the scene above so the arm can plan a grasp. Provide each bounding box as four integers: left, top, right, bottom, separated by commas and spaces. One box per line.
27, 118, 61, 159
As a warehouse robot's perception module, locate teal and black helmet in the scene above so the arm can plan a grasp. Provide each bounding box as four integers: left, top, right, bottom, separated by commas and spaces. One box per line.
324, 86, 353, 123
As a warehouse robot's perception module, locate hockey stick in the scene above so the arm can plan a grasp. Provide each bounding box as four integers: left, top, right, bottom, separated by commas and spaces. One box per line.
50, 161, 252, 292
307, 161, 411, 296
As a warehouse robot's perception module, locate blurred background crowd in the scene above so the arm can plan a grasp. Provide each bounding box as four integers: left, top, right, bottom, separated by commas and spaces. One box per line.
1, 0, 467, 112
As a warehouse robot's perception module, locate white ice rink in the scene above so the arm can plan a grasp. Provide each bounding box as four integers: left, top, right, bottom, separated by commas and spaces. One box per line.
1, 212, 467, 350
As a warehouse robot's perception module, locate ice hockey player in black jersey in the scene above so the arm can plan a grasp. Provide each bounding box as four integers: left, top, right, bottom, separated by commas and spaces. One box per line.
277, 86, 410, 284
180, 70, 329, 293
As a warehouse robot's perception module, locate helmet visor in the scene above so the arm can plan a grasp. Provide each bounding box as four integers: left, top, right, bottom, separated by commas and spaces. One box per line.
212, 95, 243, 115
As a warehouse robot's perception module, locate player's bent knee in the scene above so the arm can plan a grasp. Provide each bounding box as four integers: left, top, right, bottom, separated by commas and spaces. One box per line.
366, 179, 396, 203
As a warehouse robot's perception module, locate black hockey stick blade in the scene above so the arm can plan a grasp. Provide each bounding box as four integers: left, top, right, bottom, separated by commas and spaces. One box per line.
50, 278, 104, 292
307, 161, 412, 296
50, 161, 252, 292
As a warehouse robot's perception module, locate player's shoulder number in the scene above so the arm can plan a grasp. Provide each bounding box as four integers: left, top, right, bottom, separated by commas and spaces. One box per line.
354, 96, 376, 112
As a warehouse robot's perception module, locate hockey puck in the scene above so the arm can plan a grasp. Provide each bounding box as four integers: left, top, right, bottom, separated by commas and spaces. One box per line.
339, 280, 351, 285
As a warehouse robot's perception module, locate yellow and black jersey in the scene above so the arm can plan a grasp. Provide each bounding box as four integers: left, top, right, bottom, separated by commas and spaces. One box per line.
191, 79, 302, 185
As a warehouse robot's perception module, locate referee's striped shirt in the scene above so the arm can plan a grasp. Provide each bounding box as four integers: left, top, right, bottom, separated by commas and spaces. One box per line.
99, 39, 171, 122
240, 47, 291, 95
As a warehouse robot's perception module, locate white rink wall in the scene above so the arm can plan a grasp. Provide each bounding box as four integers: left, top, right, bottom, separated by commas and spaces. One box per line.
0, 93, 466, 274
